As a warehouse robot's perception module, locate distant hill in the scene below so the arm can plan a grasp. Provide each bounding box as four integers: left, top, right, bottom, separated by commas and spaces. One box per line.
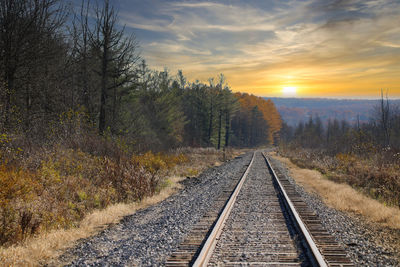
266, 97, 400, 127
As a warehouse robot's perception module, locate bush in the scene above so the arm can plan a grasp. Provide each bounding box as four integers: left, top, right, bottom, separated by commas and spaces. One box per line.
0, 134, 190, 247
279, 147, 400, 207
0, 165, 39, 245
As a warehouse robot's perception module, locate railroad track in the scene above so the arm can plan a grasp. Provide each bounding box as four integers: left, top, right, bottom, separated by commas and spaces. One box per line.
166, 151, 353, 266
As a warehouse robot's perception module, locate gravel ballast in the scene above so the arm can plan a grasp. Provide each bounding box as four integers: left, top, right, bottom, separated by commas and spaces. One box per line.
58, 150, 399, 266
269, 156, 400, 266
58, 153, 252, 266
208, 152, 307, 265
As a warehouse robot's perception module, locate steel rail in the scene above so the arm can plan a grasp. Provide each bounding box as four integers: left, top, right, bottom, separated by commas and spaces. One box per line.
192, 152, 255, 267
262, 152, 328, 267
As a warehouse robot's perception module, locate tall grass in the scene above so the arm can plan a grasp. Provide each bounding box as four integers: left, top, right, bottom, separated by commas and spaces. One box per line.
0, 136, 187, 247
0, 108, 243, 249
0, 146, 243, 266
279, 146, 400, 207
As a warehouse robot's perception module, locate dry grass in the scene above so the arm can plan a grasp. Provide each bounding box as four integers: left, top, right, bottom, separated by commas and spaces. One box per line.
0, 177, 183, 267
174, 147, 245, 174
0, 147, 243, 267
279, 147, 400, 207
270, 152, 400, 229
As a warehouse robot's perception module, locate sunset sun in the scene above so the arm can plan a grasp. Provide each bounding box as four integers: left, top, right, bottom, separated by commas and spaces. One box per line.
282, 86, 297, 96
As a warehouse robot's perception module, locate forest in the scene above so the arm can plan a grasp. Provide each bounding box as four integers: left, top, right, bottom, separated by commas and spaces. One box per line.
0, 0, 282, 246
0, 0, 281, 151
279, 94, 400, 208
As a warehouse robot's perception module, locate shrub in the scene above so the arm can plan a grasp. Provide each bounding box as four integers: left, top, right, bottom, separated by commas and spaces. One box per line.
0, 142, 189, 247
0, 165, 39, 245
279, 147, 400, 207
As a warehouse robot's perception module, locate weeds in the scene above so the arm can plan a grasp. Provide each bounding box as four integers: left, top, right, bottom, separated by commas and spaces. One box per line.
279, 146, 400, 207
0, 143, 187, 247
0, 141, 243, 266
271, 153, 400, 230
0, 116, 243, 253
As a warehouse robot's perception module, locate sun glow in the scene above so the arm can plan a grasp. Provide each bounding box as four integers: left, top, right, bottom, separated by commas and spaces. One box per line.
282, 86, 297, 96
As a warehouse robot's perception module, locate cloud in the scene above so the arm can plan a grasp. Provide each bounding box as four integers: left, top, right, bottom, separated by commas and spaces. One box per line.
170, 2, 227, 9
119, 0, 282, 70
113, 0, 400, 97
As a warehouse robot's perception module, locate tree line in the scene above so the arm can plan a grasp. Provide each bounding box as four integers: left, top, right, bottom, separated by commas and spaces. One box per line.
0, 0, 281, 152
280, 92, 400, 156
279, 92, 400, 208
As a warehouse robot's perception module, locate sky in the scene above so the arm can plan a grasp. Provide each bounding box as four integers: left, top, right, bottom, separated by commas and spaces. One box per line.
83, 0, 400, 98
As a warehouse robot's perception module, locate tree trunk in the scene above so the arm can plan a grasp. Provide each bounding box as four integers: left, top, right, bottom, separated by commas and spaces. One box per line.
112, 84, 116, 132
224, 110, 230, 148
208, 97, 213, 144
99, 1, 110, 135
217, 108, 222, 149
4, 71, 14, 128
99, 41, 108, 134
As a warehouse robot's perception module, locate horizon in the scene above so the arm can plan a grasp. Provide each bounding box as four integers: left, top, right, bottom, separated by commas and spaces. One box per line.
263, 96, 400, 101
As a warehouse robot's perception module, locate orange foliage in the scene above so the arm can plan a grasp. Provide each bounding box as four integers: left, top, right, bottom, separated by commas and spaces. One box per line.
235, 92, 282, 143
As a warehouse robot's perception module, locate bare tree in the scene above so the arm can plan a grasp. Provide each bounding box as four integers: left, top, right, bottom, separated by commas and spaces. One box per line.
71, 0, 92, 113
91, 0, 139, 134
380, 89, 391, 147
0, 0, 66, 129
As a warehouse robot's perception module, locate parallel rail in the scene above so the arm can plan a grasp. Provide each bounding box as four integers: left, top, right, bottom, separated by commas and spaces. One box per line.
166, 151, 353, 267
263, 153, 353, 267
192, 152, 255, 266
262, 152, 327, 267
165, 153, 255, 266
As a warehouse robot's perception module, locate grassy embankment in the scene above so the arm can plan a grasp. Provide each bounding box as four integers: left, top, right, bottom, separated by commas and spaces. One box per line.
272, 150, 400, 228
271, 149, 400, 257
277, 147, 400, 211
0, 136, 243, 266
